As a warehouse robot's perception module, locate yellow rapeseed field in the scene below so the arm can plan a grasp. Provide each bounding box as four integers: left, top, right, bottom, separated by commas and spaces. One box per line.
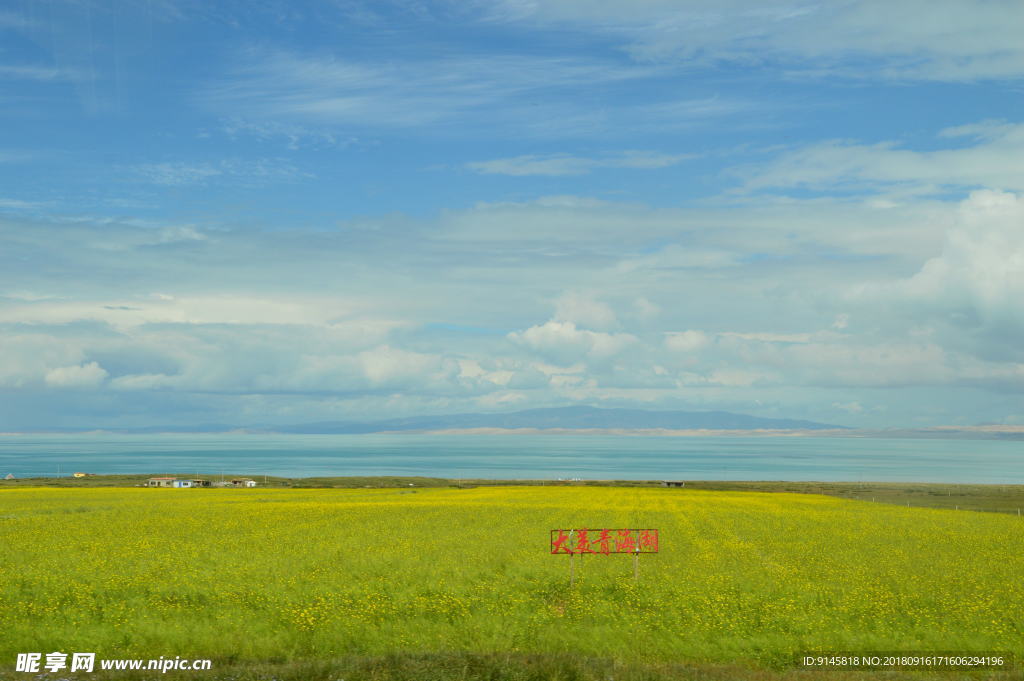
1, 486, 1021, 667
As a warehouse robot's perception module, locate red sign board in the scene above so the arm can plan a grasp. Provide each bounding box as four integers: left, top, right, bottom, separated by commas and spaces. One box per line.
550, 528, 659, 555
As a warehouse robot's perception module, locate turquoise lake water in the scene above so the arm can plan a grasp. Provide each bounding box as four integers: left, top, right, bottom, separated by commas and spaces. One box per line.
0, 433, 1020, 483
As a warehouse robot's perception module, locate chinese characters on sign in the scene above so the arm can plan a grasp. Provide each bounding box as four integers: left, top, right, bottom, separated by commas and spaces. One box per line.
550, 528, 659, 554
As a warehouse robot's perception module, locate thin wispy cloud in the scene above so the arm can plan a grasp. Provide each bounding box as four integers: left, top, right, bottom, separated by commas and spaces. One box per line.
0, 10, 32, 29
467, 151, 693, 176
0, 151, 34, 163
0, 64, 76, 81
638, 97, 756, 123
736, 122, 1024, 194
0, 198, 43, 211
484, 0, 1024, 81
220, 118, 359, 150
202, 49, 662, 132
135, 163, 223, 186
133, 159, 312, 186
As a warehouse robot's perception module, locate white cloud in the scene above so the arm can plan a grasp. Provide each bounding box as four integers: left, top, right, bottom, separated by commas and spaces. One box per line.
435, 191, 950, 265
664, 330, 710, 353
781, 342, 955, 388
220, 118, 358, 150
0, 335, 87, 388
135, 162, 223, 186
739, 122, 1024, 194
0, 294, 360, 328
4, 184, 1024, 428
508, 321, 637, 365
485, 0, 1024, 81
134, 159, 310, 186
106, 328, 456, 396
44, 362, 108, 388
636, 96, 756, 126
863, 190, 1024, 354
900, 190, 1024, 317
356, 345, 454, 388
719, 331, 812, 343
476, 391, 529, 408
553, 292, 617, 329
615, 244, 743, 273
0, 198, 43, 210
439, 195, 685, 245
633, 297, 660, 321
203, 49, 653, 131
1, 290, 60, 302
706, 368, 768, 388
467, 151, 692, 176
0, 64, 76, 80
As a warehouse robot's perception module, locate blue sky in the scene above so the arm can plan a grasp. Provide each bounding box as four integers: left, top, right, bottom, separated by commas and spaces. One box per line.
3, 0, 1024, 429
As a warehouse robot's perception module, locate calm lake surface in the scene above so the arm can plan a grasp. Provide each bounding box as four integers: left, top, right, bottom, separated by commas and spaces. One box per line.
0, 433, 1021, 483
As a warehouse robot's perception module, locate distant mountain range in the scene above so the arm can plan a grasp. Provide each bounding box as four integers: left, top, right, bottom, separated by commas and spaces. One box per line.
25, 408, 1024, 438
31, 406, 847, 434
274, 406, 847, 433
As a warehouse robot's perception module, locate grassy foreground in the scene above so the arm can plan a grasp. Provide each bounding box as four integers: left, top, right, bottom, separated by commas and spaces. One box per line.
1, 485, 1022, 680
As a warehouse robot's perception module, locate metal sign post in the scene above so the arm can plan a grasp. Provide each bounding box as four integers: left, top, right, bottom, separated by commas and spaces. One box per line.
568, 529, 574, 586
550, 528, 659, 585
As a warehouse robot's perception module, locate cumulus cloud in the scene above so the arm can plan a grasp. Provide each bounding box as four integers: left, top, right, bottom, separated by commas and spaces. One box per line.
508, 321, 637, 366
44, 362, 108, 388
2, 182, 1024, 429
897, 190, 1024, 325
855, 190, 1024, 363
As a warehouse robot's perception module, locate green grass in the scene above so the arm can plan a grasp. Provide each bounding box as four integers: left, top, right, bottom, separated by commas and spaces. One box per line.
680, 480, 1024, 515
1, 485, 1022, 680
